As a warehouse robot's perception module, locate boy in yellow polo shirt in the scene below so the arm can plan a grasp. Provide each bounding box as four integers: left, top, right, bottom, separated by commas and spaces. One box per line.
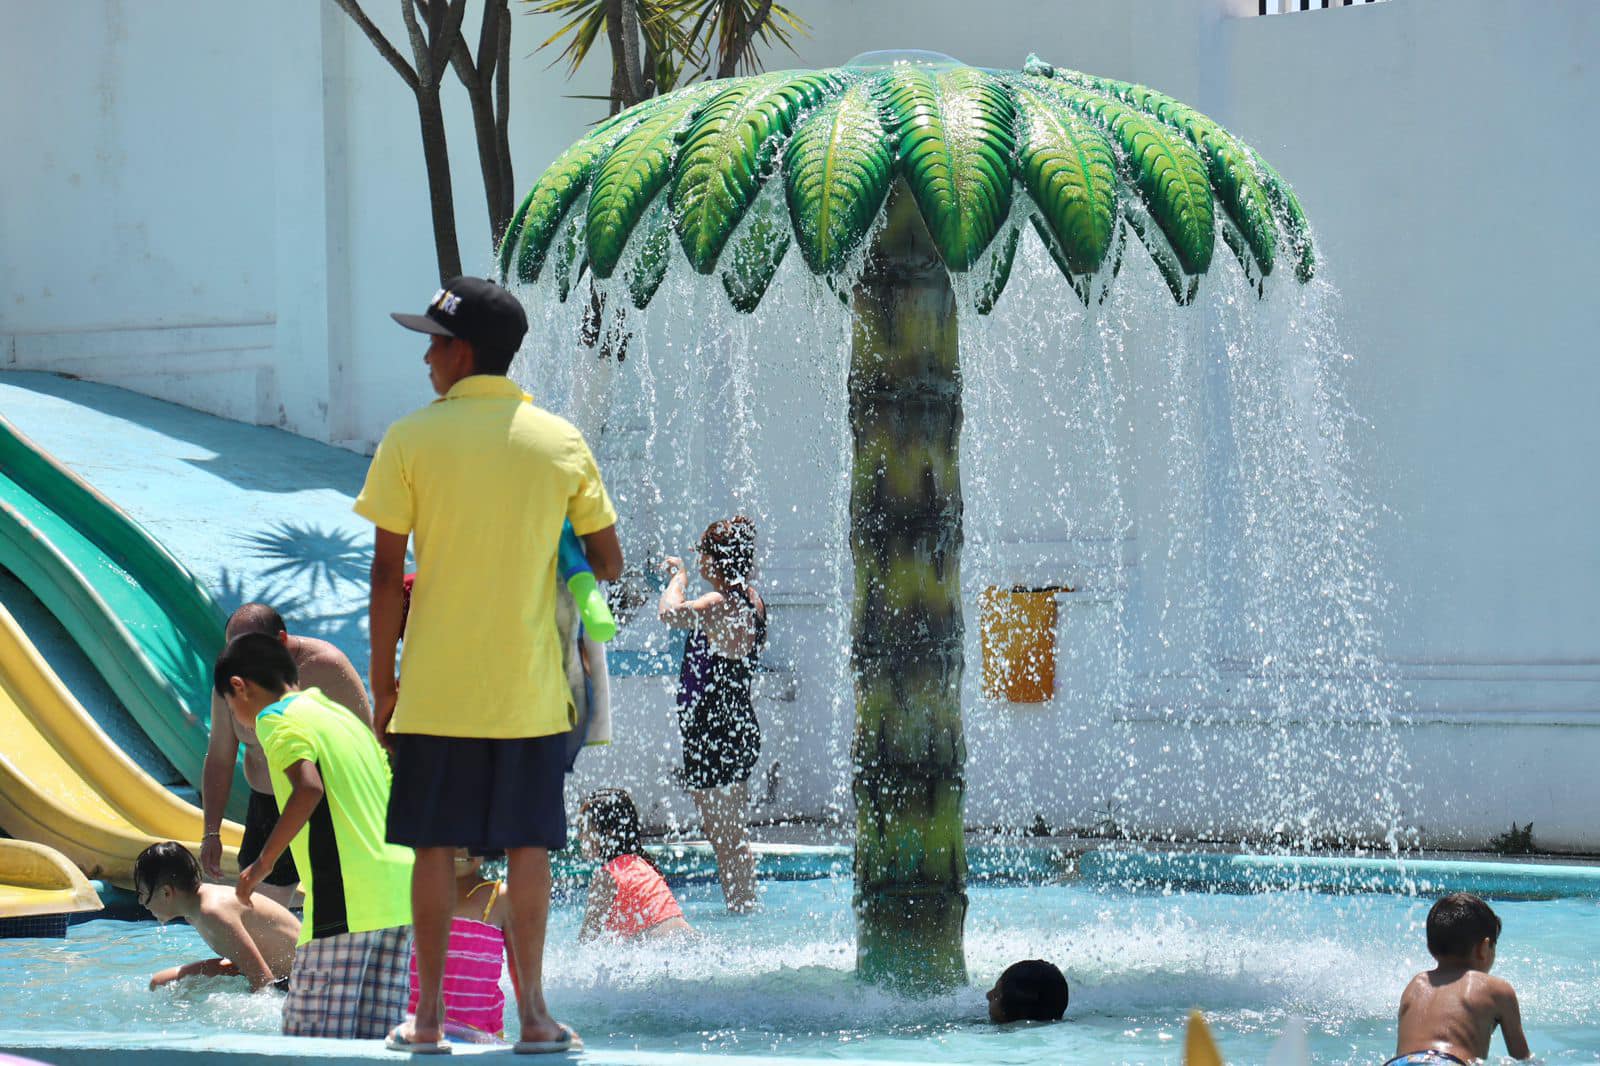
357, 276, 621, 1054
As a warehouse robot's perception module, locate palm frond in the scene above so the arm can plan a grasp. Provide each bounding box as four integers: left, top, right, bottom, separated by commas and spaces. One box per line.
1068, 72, 1279, 281
670, 70, 843, 273
1033, 74, 1215, 290
679, 0, 809, 79
501, 98, 665, 282
877, 65, 1016, 272
721, 191, 791, 311
783, 79, 895, 275
1011, 81, 1119, 280
584, 82, 721, 277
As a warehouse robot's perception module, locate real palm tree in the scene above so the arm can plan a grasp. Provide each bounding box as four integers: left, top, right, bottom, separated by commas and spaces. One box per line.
498, 50, 1315, 992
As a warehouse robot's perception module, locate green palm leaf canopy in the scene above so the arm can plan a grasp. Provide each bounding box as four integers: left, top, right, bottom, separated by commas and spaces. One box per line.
501, 51, 1314, 310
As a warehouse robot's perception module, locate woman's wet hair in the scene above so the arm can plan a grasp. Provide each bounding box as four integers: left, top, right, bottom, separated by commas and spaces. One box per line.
698, 515, 756, 583
579, 788, 661, 871
1427, 892, 1502, 958
995, 959, 1069, 1022
134, 841, 201, 899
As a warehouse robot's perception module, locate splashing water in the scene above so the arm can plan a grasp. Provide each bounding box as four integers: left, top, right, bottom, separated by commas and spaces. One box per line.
3, 884, 1598, 1063
513, 196, 1412, 850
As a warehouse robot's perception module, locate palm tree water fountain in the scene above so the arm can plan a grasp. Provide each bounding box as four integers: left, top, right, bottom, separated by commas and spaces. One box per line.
500, 50, 1348, 993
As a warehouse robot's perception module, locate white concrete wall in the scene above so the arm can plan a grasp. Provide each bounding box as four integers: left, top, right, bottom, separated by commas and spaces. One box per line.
1218, 0, 1600, 847
4, 0, 1598, 848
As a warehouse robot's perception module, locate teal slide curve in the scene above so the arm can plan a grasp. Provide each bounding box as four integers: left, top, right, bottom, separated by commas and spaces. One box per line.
0, 415, 247, 821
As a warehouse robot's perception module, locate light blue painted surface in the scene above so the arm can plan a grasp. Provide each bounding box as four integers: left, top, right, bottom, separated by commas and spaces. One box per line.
0, 372, 377, 679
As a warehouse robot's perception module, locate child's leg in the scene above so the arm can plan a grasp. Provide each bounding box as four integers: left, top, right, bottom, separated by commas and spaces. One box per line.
406, 846, 456, 1042
694, 785, 757, 911
504, 846, 565, 1043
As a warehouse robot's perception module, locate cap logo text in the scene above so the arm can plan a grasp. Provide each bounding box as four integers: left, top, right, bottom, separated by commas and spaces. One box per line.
430, 288, 462, 315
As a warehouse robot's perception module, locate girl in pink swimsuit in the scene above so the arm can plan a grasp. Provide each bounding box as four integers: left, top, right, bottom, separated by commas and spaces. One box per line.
577, 789, 694, 941
404, 851, 514, 1043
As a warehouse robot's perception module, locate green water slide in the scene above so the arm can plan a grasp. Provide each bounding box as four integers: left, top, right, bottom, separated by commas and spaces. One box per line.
0, 415, 246, 821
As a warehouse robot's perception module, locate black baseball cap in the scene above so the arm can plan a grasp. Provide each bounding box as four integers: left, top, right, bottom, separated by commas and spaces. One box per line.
391, 276, 528, 355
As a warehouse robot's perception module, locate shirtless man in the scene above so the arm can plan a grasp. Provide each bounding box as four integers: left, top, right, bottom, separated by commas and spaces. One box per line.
199, 603, 371, 905
137, 840, 300, 992
1389, 893, 1531, 1065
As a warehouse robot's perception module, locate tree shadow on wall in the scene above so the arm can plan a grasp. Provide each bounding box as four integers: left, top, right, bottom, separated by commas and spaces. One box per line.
239, 522, 371, 598
213, 521, 379, 673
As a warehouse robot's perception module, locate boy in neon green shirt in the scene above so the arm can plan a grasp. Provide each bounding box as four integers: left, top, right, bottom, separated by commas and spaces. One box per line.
216, 632, 414, 1039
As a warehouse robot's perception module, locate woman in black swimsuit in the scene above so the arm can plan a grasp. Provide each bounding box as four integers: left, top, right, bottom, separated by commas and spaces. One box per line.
657, 516, 766, 911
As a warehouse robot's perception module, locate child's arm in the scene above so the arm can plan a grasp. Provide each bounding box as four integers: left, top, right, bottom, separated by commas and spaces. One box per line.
149, 958, 237, 989
657, 559, 722, 628
237, 760, 323, 904
579, 870, 617, 942
1495, 980, 1531, 1060
197, 906, 278, 992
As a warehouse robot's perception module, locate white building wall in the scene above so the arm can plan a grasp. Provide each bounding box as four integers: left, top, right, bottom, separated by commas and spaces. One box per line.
3, 0, 1598, 847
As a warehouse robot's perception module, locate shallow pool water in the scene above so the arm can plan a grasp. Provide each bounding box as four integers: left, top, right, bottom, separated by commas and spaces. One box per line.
2, 878, 1597, 1064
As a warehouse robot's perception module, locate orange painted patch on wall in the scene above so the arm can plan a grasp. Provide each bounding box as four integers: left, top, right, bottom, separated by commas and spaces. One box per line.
979, 585, 1070, 704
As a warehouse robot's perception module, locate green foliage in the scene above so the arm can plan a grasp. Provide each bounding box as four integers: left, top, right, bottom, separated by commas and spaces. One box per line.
1491, 821, 1536, 855
670, 70, 842, 274
625, 203, 674, 308
681, 0, 808, 79
524, 0, 810, 111
720, 191, 792, 312
974, 225, 1020, 316
509, 53, 1316, 311
1248, 147, 1317, 283
877, 66, 1016, 272
585, 83, 720, 279
783, 80, 894, 275
525, 0, 690, 88
1011, 82, 1119, 279
1076, 73, 1279, 280
503, 103, 660, 283
1034, 74, 1215, 282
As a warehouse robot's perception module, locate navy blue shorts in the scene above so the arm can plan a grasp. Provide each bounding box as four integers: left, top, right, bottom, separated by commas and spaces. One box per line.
386, 733, 569, 852
239, 789, 300, 886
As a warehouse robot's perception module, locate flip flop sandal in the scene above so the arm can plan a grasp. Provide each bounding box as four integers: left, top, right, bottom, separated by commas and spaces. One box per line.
513, 1023, 579, 1054
386, 1024, 453, 1055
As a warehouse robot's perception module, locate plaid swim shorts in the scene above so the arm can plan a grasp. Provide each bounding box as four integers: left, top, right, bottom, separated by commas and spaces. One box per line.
282, 925, 412, 1039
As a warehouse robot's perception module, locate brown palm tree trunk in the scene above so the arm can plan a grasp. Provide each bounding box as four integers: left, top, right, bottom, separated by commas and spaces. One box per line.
848, 180, 967, 992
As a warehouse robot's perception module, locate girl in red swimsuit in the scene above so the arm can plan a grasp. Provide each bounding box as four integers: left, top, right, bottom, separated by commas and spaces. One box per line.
577, 789, 694, 941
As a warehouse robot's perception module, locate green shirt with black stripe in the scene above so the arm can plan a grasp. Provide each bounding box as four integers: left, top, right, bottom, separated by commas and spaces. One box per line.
256, 687, 413, 944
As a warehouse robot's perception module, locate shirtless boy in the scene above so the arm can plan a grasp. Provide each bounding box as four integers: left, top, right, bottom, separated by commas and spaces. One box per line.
1389, 892, 1531, 1064
200, 602, 371, 905
136, 841, 299, 992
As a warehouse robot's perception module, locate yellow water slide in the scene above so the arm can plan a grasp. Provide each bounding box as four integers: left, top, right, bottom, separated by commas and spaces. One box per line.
0, 838, 101, 920
0, 600, 241, 889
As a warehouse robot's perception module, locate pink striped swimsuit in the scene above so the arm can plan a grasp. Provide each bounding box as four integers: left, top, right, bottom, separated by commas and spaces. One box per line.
406, 881, 507, 1039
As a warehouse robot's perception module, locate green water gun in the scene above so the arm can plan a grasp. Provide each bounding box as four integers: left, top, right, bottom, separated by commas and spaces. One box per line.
559, 520, 617, 642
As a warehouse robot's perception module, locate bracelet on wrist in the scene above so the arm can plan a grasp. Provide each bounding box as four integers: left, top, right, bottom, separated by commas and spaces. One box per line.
202, 831, 221, 840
